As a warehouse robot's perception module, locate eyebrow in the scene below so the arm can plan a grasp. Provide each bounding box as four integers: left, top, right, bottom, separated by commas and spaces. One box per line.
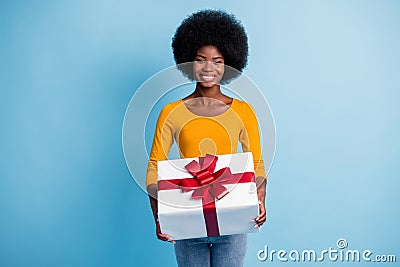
195, 55, 224, 60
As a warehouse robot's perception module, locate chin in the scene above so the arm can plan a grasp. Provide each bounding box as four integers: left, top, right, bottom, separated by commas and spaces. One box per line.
198, 81, 220, 88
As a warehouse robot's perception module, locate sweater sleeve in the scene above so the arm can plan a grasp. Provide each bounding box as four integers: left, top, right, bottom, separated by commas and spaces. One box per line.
238, 102, 268, 182
146, 103, 175, 187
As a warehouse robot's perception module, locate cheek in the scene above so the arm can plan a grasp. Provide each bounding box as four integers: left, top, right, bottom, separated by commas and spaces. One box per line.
216, 65, 225, 74
192, 63, 202, 74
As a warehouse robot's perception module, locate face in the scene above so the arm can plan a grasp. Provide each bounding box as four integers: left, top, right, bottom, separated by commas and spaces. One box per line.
193, 45, 225, 87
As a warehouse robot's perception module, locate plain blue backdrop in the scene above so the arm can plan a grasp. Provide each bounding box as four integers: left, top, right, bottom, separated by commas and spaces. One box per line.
1, 0, 399, 266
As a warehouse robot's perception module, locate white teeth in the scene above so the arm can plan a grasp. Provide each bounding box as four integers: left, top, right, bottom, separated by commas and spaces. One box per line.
200, 75, 215, 81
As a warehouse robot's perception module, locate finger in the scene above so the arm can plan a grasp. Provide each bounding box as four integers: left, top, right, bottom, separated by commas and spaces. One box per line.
255, 217, 266, 226
254, 219, 265, 227
253, 216, 266, 227
256, 210, 266, 222
252, 209, 266, 222
157, 233, 170, 241
257, 207, 266, 218
162, 235, 176, 244
255, 208, 266, 226
254, 215, 266, 223
253, 206, 265, 221
158, 233, 176, 243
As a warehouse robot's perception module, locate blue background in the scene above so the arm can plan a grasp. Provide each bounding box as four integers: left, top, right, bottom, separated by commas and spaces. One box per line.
1, 0, 399, 266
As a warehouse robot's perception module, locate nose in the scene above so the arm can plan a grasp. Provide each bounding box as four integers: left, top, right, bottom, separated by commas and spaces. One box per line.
203, 61, 214, 72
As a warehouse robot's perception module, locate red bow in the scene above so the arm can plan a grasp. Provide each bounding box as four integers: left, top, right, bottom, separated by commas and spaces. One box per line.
181, 154, 231, 204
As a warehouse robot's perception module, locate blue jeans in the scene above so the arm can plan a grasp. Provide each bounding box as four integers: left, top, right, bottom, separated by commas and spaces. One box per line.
174, 234, 247, 267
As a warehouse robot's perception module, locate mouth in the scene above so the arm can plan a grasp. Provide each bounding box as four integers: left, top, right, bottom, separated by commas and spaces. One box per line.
199, 74, 217, 82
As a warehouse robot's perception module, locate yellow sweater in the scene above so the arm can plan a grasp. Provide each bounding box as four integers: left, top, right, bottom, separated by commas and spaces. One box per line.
146, 98, 267, 186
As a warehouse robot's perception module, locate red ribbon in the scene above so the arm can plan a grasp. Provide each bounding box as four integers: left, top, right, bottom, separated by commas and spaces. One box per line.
158, 154, 255, 237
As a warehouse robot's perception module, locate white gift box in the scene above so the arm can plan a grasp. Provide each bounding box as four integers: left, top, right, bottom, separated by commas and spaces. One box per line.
157, 152, 260, 240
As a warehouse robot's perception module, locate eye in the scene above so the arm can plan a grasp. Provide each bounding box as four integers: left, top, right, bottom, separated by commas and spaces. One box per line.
213, 61, 223, 65
195, 59, 206, 64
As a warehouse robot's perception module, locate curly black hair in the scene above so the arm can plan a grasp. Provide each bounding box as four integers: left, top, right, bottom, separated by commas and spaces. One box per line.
172, 9, 249, 83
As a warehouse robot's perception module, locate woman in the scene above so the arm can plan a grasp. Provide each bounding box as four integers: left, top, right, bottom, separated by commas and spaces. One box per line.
146, 9, 267, 267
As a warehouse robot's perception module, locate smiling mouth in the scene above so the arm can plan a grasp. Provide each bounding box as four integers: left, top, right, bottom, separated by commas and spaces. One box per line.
199, 74, 216, 82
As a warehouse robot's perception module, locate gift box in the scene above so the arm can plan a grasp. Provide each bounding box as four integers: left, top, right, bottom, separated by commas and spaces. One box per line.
157, 152, 260, 240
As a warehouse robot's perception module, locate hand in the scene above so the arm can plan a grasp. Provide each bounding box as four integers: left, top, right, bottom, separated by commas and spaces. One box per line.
254, 200, 266, 227
156, 220, 175, 244
254, 177, 267, 227
147, 186, 175, 244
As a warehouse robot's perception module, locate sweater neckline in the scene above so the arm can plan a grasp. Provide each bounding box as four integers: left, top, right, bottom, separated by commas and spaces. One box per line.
180, 98, 236, 118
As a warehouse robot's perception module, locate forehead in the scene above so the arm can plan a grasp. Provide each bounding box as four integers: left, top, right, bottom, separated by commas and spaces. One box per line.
196, 45, 223, 58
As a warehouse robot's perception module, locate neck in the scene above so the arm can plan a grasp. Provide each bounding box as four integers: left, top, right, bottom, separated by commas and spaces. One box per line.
193, 83, 222, 98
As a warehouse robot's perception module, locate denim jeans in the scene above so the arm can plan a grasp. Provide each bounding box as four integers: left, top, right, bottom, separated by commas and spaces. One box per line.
174, 234, 247, 267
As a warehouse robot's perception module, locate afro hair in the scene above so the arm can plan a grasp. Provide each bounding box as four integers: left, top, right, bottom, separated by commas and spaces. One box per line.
172, 9, 249, 84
